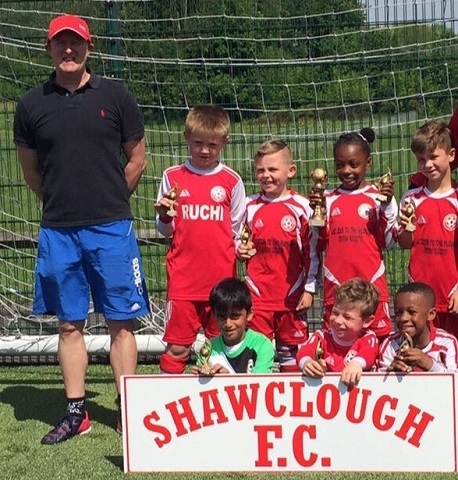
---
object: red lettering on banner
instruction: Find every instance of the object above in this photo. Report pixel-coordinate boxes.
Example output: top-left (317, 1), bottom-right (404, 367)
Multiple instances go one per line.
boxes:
top-left (265, 381), bottom-right (286, 417)
top-left (292, 425), bottom-right (319, 467)
top-left (290, 381), bottom-right (313, 417)
top-left (143, 410), bottom-right (172, 448)
top-left (254, 425), bottom-right (282, 467)
top-left (394, 404), bottom-right (435, 447)
top-left (200, 388), bottom-right (229, 426)
top-left (224, 383), bottom-right (259, 419)
top-left (346, 388), bottom-right (372, 423)
top-left (316, 384), bottom-right (340, 420)
top-left (372, 395), bottom-right (397, 431)
top-left (165, 396), bottom-right (201, 436)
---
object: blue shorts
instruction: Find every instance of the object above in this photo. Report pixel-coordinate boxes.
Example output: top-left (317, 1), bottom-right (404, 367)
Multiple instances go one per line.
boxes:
top-left (33, 220), bottom-right (150, 321)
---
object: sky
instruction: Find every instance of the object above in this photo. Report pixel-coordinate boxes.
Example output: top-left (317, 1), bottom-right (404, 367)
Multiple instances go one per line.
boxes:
top-left (363, 0), bottom-right (457, 33)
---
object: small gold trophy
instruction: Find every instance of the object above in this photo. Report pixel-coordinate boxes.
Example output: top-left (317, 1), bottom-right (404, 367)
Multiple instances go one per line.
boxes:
top-left (399, 332), bottom-right (414, 352)
top-left (198, 338), bottom-right (213, 375)
top-left (309, 167), bottom-right (327, 227)
top-left (241, 222), bottom-right (257, 257)
top-left (166, 184), bottom-right (179, 217)
top-left (375, 168), bottom-right (392, 203)
top-left (314, 339), bottom-right (324, 361)
top-left (403, 198), bottom-right (416, 232)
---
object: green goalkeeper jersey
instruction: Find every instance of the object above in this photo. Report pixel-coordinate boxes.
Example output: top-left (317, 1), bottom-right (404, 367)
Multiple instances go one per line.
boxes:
top-left (203, 329), bottom-right (274, 374)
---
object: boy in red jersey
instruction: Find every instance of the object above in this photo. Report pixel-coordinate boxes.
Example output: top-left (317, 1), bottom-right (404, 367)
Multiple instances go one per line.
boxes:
top-left (398, 120), bottom-right (458, 336)
top-left (237, 139), bottom-right (319, 372)
top-left (155, 104), bottom-right (246, 374)
top-left (297, 278), bottom-right (379, 388)
top-left (310, 128), bottom-right (398, 341)
top-left (378, 282), bottom-right (458, 373)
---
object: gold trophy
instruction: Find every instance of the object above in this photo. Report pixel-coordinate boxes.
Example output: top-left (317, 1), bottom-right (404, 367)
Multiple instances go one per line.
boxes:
top-left (375, 168), bottom-right (392, 203)
top-left (309, 167), bottom-right (327, 227)
top-left (198, 338), bottom-right (213, 375)
top-left (400, 332), bottom-right (414, 352)
top-left (241, 222), bottom-right (257, 257)
top-left (403, 198), bottom-right (416, 232)
top-left (399, 332), bottom-right (414, 373)
top-left (314, 339), bottom-right (324, 361)
top-left (166, 184), bottom-right (179, 217)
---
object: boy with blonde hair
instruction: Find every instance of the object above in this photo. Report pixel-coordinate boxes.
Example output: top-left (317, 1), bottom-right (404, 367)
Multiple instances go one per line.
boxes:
top-left (296, 278), bottom-right (379, 388)
top-left (155, 104), bottom-right (246, 374)
top-left (237, 139), bottom-right (319, 372)
top-left (398, 120), bottom-right (458, 336)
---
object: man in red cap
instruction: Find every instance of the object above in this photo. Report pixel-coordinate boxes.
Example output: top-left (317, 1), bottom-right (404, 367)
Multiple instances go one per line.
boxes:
top-left (14, 14), bottom-right (149, 444)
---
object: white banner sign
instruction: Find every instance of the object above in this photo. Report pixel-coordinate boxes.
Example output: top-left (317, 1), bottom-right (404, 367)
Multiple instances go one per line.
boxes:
top-left (121, 373), bottom-right (457, 473)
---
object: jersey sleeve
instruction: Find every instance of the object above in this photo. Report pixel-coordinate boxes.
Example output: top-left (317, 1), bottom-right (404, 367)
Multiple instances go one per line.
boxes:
top-left (155, 171), bottom-right (175, 237)
top-left (430, 333), bottom-right (458, 373)
top-left (296, 331), bottom-right (324, 371)
top-left (353, 331), bottom-right (379, 370)
top-left (376, 335), bottom-right (398, 372)
top-left (230, 177), bottom-right (247, 242)
top-left (251, 335), bottom-right (275, 373)
top-left (379, 195), bottom-right (398, 248)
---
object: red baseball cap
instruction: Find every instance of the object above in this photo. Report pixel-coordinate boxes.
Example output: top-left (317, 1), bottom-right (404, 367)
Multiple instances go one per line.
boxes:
top-left (47, 14), bottom-right (91, 42)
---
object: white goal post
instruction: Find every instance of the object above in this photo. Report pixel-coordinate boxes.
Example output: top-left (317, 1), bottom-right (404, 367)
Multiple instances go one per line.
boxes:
top-left (1, 0), bottom-right (457, 356)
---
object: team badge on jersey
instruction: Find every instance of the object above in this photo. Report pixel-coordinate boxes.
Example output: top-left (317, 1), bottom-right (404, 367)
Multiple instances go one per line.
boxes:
top-left (210, 186), bottom-right (226, 202)
top-left (281, 215), bottom-right (296, 232)
top-left (357, 203), bottom-right (374, 220)
top-left (443, 213), bottom-right (457, 232)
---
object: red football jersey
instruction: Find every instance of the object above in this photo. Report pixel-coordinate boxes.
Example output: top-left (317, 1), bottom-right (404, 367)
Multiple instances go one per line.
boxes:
top-left (243, 190), bottom-right (320, 310)
top-left (400, 186), bottom-right (458, 312)
top-left (157, 160), bottom-right (246, 301)
top-left (377, 324), bottom-right (458, 372)
top-left (321, 185), bottom-right (397, 306)
top-left (296, 328), bottom-right (379, 372)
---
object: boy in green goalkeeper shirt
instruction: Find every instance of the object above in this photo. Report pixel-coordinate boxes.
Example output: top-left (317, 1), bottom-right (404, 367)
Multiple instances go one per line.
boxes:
top-left (191, 278), bottom-right (274, 374)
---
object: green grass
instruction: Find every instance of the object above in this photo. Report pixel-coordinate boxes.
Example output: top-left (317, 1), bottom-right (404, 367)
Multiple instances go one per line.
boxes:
top-left (0, 363), bottom-right (456, 479)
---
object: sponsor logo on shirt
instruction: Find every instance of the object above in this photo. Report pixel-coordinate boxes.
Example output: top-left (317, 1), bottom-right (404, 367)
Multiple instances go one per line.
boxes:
top-left (182, 204), bottom-right (224, 221)
top-left (179, 189), bottom-right (191, 197)
top-left (210, 186), bottom-right (226, 202)
top-left (255, 219), bottom-right (264, 228)
top-left (330, 207), bottom-right (341, 216)
top-left (417, 215), bottom-right (426, 225)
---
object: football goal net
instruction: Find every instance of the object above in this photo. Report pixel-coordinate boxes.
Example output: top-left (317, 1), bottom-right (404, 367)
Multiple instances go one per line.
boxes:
top-left (0, 0), bottom-right (457, 357)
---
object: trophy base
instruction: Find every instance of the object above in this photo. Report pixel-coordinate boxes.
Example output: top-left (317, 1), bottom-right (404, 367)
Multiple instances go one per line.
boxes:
top-left (200, 365), bottom-right (212, 375)
top-left (167, 210), bottom-right (178, 217)
top-left (309, 218), bottom-right (325, 227)
top-left (376, 194), bottom-right (388, 203)
top-left (405, 224), bottom-right (416, 232)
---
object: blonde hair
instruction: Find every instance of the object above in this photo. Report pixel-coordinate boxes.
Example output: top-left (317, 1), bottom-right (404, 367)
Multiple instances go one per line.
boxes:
top-left (411, 120), bottom-right (453, 157)
top-left (185, 104), bottom-right (230, 137)
top-left (334, 278), bottom-right (380, 319)
top-left (254, 139), bottom-right (293, 163)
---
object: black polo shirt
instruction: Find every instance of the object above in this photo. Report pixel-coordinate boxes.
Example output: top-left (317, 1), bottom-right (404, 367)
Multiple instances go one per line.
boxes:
top-left (14, 72), bottom-right (144, 227)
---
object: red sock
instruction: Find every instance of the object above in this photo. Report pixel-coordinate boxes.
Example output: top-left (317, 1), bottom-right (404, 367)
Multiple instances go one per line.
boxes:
top-left (160, 352), bottom-right (188, 374)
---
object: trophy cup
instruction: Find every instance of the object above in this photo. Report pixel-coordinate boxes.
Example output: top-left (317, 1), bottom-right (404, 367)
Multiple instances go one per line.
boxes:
top-left (198, 338), bottom-right (213, 375)
top-left (166, 184), bottom-right (179, 217)
top-left (241, 222), bottom-right (257, 257)
top-left (375, 168), bottom-right (392, 203)
top-left (400, 332), bottom-right (414, 352)
top-left (399, 332), bottom-right (414, 373)
top-left (403, 198), bottom-right (416, 232)
top-left (309, 167), bottom-right (327, 227)
top-left (314, 339), bottom-right (324, 361)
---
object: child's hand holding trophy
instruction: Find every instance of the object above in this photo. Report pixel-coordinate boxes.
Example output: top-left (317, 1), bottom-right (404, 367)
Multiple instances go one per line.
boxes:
top-left (375, 168), bottom-right (394, 203)
top-left (309, 167), bottom-right (328, 227)
top-left (240, 222), bottom-right (257, 258)
top-left (400, 198), bottom-right (416, 232)
top-left (165, 184), bottom-right (179, 217)
top-left (197, 338), bottom-right (213, 375)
